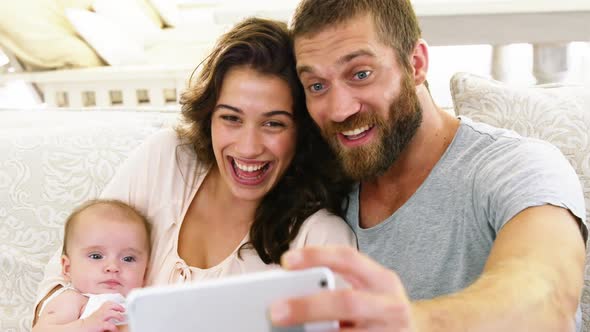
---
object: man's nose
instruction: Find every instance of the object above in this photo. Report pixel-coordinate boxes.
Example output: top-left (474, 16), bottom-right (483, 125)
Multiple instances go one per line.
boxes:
top-left (326, 83), bottom-right (361, 123)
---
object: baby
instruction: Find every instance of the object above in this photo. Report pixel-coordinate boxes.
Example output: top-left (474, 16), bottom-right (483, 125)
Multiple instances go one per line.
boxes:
top-left (34, 199), bottom-right (151, 332)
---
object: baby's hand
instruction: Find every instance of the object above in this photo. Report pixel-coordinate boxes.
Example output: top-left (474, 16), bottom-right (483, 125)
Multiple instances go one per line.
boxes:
top-left (81, 301), bottom-right (125, 332)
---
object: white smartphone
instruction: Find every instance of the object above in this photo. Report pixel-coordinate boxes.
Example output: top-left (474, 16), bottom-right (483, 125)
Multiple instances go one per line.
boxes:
top-left (126, 267), bottom-right (338, 332)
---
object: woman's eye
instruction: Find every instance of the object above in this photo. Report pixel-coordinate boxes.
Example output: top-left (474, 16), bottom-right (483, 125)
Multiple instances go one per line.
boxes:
top-left (353, 70), bottom-right (372, 80)
top-left (309, 83), bottom-right (324, 93)
top-left (122, 256), bottom-right (136, 263)
top-left (221, 115), bottom-right (240, 123)
top-left (264, 121), bottom-right (285, 128)
top-left (89, 253), bottom-right (103, 260)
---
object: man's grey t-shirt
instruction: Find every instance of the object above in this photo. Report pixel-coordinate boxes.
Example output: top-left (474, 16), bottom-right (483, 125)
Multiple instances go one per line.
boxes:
top-left (346, 117), bottom-right (586, 300)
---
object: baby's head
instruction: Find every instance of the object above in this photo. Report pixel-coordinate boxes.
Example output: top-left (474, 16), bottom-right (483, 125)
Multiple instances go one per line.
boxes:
top-left (61, 199), bottom-right (151, 296)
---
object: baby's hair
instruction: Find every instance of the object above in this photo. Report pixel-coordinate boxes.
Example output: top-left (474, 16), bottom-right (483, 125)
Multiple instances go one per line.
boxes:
top-left (62, 199), bottom-right (151, 256)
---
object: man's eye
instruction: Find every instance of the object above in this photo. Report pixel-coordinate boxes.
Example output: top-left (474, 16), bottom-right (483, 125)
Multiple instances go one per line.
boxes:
top-left (89, 253), bottom-right (103, 260)
top-left (122, 256), bottom-right (136, 263)
top-left (309, 83), bottom-right (324, 92)
top-left (354, 70), bottom-right (372, 80)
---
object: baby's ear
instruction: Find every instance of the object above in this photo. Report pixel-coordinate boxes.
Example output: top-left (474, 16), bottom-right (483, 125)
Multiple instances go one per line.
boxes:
top-left (61, 255), bottom-right (72, 280)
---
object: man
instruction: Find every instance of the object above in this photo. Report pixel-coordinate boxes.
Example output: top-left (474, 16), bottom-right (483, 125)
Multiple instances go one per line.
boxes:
top-left (270, 0), bottom-right (587, 330)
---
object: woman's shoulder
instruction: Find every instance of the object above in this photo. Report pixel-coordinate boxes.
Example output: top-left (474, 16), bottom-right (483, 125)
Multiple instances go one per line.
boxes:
top-left (142, 128), bottom-right (183, 152)
top-left (134, 128), bottom-right (198, 168)
top-left (291, 209), bottom-right (357, 248)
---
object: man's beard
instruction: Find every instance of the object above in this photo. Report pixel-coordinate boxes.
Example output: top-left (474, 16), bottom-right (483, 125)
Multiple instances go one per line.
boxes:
top-left (323, 75), bottom-right (423, 181)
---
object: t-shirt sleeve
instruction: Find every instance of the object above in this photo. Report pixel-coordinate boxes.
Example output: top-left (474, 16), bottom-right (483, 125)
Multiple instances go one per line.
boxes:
top-left (476, 138), bottom-right (586, 240)
top-left (291, 209), bottom-right (358, 248)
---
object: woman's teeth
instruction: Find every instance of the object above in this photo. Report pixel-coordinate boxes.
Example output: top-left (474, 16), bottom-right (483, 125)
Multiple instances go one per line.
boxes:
top-left (234, 160), bottom-right (267, 172)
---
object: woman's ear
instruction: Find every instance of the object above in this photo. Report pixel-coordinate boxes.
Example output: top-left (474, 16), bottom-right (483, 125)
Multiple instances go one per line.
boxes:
top-left (410, 39), bottom-right (429, 86)
top-left (61, 255), bottom-right (72, 280)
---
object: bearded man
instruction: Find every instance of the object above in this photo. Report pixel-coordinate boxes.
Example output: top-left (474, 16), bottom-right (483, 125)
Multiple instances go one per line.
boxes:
top-left (271, 0), bottom-right (587, 331)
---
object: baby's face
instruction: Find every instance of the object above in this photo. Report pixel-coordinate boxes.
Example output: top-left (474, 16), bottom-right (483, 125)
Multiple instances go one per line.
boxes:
top-left (62, 208), bottom-right (149, 296)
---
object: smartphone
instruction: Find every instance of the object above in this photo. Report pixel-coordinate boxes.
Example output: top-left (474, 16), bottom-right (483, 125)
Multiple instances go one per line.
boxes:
top-left (126, 267), bottom-right (338, 332)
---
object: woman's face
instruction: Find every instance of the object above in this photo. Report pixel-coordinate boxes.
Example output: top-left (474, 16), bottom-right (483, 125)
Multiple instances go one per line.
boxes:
top-left (211, 66), bottom-right (297, 202)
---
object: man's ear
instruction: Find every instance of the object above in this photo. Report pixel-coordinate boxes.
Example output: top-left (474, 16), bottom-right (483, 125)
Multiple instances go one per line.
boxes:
top-left (61, 255), bottom-right (72, 280)
top-left (410, 39), bottom-right (429, 86)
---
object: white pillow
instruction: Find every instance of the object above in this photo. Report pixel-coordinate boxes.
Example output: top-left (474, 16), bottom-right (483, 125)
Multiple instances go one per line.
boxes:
top-left (148, 0), bottom-right (180, 27)
top-left (0, 0), bottom-right (103, 69)
top-left (92, 0), bottom-right (161, 46)
top-left (65, 8), bottom-right (146, 65)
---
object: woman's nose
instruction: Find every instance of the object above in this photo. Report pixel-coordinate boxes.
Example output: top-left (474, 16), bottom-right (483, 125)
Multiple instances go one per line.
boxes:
top-left (235, 128), bottom-right (264, 157)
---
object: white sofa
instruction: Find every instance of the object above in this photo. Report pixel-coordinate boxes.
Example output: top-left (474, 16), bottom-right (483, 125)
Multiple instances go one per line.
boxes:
top-left (0, 73), bottom-right (589, 332)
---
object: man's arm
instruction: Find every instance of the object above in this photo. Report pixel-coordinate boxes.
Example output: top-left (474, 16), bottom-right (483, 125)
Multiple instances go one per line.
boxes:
top-left (270, 205), bottom-right (585, 331)
top-left (413, 204), bottom-right (585, 331)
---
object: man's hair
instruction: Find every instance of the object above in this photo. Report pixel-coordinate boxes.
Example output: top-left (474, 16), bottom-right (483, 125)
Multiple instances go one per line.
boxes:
top-left (290, 0), bottom-right (422, 70)
top-left (62, 199), bottom-right (151, 256)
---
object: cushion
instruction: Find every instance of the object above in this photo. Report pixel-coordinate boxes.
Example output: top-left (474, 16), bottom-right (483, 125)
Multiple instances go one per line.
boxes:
top-left (0, 0), bottom-right (104, 70)
top-left (148, 0), bottom-right (180, 28)
top-left (91, 0), bottom-right (162, 46)
top-left (57, 0), bottom-right (93, 9)
top-left (450, 72), bottom-right (590, 328)
top-left (0, 109), bottom-right (178, 331)
top-left (65, 9), bottom-right (147, 66)
top-left (138, 0), bottom-right (166, 29)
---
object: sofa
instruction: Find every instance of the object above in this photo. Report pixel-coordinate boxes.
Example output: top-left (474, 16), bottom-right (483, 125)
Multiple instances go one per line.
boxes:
top-left (0, 73), bottom-right (589, 331)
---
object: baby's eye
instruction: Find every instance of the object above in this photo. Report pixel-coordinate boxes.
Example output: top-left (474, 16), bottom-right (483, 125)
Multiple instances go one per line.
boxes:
top-left (122, 256), bottom-right (136, 263)
top-left (88, 253), bottom-right (103, 260)
top-left (353, 70), bottom-right (372, 80)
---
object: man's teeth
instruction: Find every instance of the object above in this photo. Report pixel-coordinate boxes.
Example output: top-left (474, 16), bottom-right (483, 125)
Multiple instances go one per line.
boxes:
top-left (342, 125), bottom-right (371, 136)
top-left (234, 160), bottom-right (267, 172)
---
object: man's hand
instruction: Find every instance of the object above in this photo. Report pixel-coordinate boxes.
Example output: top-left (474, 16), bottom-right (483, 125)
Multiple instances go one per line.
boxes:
top-left (270, 246), bottom-right (416, 331)
top-left (81, 301), bottom-right (126, 332)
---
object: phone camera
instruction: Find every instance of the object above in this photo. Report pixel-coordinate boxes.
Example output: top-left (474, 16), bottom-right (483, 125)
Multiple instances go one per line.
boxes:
top-left (319, 279), bottom-right (328, 288)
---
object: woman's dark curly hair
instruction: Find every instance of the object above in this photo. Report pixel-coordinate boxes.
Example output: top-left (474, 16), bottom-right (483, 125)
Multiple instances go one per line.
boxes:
top-left (177, 17), bottom-right (351, 264)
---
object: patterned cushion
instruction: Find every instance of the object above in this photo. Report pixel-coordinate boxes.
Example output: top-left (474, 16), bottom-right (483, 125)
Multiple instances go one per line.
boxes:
top-left (0, 109), bottom-right (178, 332)
top-left (450, 72), bottom-right (590, 329)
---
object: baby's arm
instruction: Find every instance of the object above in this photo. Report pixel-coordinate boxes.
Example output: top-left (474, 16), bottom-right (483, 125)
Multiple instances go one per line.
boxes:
top-left (33, 290), bottom-right (125, 332)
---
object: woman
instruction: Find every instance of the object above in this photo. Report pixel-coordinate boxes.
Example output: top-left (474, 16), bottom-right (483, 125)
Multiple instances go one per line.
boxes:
top-left (33, 17), bottom-right (355, 320)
